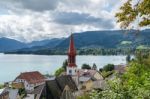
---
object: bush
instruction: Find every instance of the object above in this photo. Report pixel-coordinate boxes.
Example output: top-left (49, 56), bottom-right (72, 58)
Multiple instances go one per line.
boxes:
top-left (103, 64), bottom-right (114, 72)
top-left (55, 68), bottom-right (65, 76)
top-left (77, 93), bottom-right (91, 99)
top-left (90, 55), bottom-right (150, 99)
top-left (0, 84), bottom-right (4, 89)
top-left (92, 63), bottom-right (97, 70)
top-left (81, 64), bottom-right (91, 69)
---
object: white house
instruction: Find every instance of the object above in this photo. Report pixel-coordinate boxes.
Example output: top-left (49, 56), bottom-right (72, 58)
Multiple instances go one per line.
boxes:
top-left (12, 71), bottom-right (45, 91)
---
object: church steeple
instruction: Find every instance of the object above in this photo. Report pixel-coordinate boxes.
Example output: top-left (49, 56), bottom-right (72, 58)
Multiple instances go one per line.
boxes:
top-left (68, 34), bottom-right (76, 67)
top-left (67, 33), bottom-right (77, 76)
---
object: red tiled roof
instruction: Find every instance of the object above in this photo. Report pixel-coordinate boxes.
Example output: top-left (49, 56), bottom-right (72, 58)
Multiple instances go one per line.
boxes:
top-left (15, 71), bottom-right (45, 84)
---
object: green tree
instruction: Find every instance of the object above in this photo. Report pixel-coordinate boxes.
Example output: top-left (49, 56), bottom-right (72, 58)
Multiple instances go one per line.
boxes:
top-left (54, 60), bottom-right (68, 77)
top-left (62, 59), bottom-right (68, 70)
top-left (115, 0), bottom-right (150, 29)
top-left (126, 54), bottom-right (131, 63)
top-left (91, 55), bottom-right (150, 99)
top-left (82, 64), bottom-right (91, 69)
top-left (0, 84), bottom-right (4, 89)
top-left (103, 64), bottom-right (115, 72)
top-left (55, 68), bottom-right (65, 77)
top-left (92, 63), bottom-right (97, 70)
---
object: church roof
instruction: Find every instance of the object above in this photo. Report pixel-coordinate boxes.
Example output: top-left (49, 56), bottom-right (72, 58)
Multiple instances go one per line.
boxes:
top-left (68, 34), bottom-right (76, 55)
top-left (45, 75), bottom-right (78, 99)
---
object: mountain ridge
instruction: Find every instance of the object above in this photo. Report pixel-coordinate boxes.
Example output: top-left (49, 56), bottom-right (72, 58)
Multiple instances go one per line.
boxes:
top-left (1, 29), bottom-right (150, 53)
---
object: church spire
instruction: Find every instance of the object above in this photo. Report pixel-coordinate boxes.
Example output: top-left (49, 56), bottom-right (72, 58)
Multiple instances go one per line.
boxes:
top-left (68, 33), bottom-right (76, 56)
top-left (68, 33), bottom-right (76, 67)
top-left (67, 33), bottom-right (78, 85)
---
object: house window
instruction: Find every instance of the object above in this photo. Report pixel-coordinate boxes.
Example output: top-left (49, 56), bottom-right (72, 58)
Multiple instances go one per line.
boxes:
top-left (69, 70), bottom-right (72, 74)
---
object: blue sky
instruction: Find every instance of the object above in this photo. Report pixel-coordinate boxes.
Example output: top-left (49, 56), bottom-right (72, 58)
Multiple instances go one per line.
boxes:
top-left (0, 0), bottom-right (128, 42)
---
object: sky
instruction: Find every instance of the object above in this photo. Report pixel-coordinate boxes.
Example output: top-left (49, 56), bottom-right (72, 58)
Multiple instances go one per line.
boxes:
top-left (0, 0), bottom-right (128, 42)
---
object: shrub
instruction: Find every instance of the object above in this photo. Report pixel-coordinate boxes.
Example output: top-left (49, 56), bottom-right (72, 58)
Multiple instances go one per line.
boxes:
top-left (103, 64), bottom-right (114, 72)
top-left (81, 64), bottom-right (91, 69)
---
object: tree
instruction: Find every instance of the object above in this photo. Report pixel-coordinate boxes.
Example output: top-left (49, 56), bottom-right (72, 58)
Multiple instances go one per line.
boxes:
top-left (126, 54), bottom-right (131, 63)
top-left (90, 55), bottom-right (150, 99)
top-left (0, 84), bottom-right (4, 89)
top-left (81, 64), bottom-right (91, 69)
top-left (54, 60), bottom-right (68, 77)
top-left (99, 68), bottom-right (103, 72)
top-left (103, 64), bottom-right (115, 72)
top-left (62, 59), bottom-right (68, 70)
top-left (115, 0), bottom-right (150, 29)
top-left (55, 68), bottom-right (65, 77)
top-left (92, 63), bottom-right (97, 70)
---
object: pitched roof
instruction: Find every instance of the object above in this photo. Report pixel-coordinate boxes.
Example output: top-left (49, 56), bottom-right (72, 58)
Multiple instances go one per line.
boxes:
top-left (78, 69), bottom-right (97, 77)
top-left (15, 71), bottom-right (45, 84)
top-left (79, 76), bottom-right (91, 82)
top-left (45, 75), bottom-right (78, 99)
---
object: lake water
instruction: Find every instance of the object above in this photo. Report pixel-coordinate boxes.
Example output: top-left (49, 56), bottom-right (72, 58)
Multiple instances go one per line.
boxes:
top-left (0, 54), bottom-right (126, 84)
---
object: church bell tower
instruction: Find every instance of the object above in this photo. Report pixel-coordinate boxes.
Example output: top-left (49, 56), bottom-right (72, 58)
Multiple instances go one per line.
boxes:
top-left (67, 33), bottom-right (77, 76)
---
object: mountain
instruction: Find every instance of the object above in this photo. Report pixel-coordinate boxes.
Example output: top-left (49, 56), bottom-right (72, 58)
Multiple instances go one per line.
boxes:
top-left (0, 37), bottom-right (27, 52)
top-left (56, 29), bottom-right (150, 49)
top-left (3, 29), bottom-right (150, 54)
top-left (0, 37), bottom-right (65, 52)
top-left (28, 39), bottom-right (52, 47)
top-left (19, 38), bottom-right (65, 52)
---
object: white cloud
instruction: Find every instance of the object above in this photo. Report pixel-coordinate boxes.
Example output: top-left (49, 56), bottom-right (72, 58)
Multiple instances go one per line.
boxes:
top-left (0, 0), bottom-right (128, 42)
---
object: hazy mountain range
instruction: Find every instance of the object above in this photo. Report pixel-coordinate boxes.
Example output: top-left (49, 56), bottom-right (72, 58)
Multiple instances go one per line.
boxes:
top-left (0, 29), bottom-right (150, 53)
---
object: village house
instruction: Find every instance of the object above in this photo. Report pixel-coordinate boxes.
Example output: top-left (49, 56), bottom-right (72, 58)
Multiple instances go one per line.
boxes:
top-left (12, 71), bottom-right (45, 91)
top-left (0, 88), bottom-right (9, 99)
top-left (78, 69), bottom-right (104, 91)
top-left (45, 75), bottom-right (78, 99)
top-left (27, 75), bottom-right (78, 99)
top-left (0, 88), bottom-right (19, 99)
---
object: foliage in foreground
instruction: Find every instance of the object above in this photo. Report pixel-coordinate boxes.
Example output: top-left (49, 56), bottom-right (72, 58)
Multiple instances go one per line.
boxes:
top-left (116, 0), bottom-right (150, 29)
top-left (0, 84), bottom-right (4, 89)
top-left (90, 55), bottom-right (150, 99)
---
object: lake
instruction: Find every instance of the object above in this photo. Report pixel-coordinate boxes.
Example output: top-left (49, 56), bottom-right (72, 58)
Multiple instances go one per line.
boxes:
top-left (0, 54), bottom-right (127, 84)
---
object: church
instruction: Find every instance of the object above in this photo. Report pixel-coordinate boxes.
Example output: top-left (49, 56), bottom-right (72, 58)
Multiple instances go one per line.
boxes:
top-left (66, 33), bottom-right (104, 90)
top-left (66, 33), bottom-right (79, 85)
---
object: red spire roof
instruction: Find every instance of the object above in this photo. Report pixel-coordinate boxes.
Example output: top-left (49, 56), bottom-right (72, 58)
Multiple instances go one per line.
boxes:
top-left (68, 33), bottom-right (76, 67)
top-left (68, 34), bottom-right (76, 55)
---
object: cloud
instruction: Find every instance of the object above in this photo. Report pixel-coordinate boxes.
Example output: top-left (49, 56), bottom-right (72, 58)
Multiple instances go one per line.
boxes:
top-left (0, 0), bottom-right (128, 42)
top-left (0, 0), bottom-right (59, 12)
top-left (52, 12), bottom-right (114, 29)
top-left (20, 0), bottom-right (59, 12)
